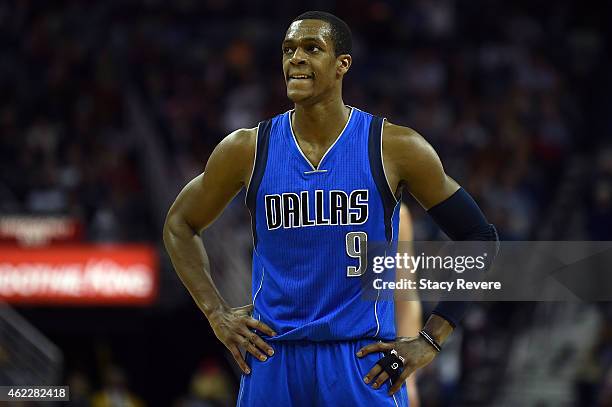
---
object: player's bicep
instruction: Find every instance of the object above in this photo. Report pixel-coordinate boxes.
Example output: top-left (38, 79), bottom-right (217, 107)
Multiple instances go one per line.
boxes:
top-left (167, 129), bottom-right (255, 232)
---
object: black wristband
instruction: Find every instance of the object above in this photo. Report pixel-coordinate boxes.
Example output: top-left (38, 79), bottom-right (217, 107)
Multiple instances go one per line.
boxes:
top-left (419, 330), bottom-right (442, 352)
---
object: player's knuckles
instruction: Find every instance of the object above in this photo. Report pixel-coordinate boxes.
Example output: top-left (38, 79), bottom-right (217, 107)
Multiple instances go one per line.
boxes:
top-left (225, 319), bottom-right (239, 330)
top-left (252, 320), bottom-right (268, 333)
top-left (369, 343), bottom-right (391, 353)
top-left (236, 304), bottom-right (253, 313)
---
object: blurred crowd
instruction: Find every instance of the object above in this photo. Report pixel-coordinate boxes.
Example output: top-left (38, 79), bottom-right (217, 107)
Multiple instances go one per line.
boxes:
top-left (1, 0), bottom-right (608, 240)
top-left (585, 147), bottom-right (612, 241)
top-left (0, 0), bottom-right (150, 241)
top-left (67, 359), bottom-right (235, 407)
top-left (0, 0), bottom-right (610, 405)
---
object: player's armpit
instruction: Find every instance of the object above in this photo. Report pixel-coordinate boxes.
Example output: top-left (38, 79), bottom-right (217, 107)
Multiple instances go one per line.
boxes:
top-left (382, 122), bottom-right (460, 210)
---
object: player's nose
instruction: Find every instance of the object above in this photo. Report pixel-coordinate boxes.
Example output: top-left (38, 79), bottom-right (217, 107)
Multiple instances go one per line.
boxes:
top-left (289, 48), bottom-right (308, 64)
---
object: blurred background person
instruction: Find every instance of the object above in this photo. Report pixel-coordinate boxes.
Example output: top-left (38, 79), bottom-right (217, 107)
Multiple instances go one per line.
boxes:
top-left (91, 366), bottom-right (144, 407)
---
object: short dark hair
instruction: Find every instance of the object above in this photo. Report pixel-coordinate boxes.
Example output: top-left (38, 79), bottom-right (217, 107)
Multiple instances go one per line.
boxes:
top-left (292, 11), bottom-right (352, 56)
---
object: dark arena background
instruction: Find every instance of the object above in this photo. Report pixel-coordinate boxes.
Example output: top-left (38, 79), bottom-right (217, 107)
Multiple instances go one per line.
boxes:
top-left (1, 1), bottom-right (611, 406)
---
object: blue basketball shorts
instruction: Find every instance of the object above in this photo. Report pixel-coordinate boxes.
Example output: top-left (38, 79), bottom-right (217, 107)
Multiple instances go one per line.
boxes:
top-left (237, 339), bottom-right (409, 407)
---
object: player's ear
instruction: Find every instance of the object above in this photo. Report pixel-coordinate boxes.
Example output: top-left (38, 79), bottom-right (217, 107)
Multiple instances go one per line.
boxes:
top-left (336, 54), bottom-right (352, 77)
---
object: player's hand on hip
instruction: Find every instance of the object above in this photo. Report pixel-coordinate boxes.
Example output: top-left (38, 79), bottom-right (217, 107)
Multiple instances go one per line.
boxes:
top-left (356, 336), bottom-right (436, 396)
top-left (208, 304), bottom-right (276, 374)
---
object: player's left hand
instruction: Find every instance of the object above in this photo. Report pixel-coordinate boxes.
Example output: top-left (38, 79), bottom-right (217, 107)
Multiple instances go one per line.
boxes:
top-left (356, 336), bottom-right (437, 396)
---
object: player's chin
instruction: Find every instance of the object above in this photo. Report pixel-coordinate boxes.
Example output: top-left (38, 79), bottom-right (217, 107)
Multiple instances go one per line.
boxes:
top-left (286, 89), bottom-right (314, 103)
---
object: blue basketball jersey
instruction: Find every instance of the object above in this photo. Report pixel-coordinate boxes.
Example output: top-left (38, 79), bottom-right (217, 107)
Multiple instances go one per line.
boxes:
top-left (245, 107), bottom-right (401, 342)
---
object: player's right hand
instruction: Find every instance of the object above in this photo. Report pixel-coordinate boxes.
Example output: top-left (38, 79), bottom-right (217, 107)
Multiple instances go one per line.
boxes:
top-left (208, 304), bottom-right (276, 374)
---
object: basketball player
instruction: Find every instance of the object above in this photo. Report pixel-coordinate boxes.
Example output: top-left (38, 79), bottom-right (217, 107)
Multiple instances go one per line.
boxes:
top-left (163, 11), bottom-right (498, 406)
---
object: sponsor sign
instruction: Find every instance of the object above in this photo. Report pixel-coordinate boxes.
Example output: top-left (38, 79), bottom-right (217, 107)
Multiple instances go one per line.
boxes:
top-left (0, 245), bottom-right (157, 305)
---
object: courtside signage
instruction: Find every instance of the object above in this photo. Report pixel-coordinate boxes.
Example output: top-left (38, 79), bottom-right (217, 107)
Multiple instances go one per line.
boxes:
top-left (0, 245), bottom-right (157, 305)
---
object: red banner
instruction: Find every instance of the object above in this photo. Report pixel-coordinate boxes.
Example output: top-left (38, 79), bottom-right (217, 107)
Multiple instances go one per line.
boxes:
top-left (0, 245), bottom-right (158, 305)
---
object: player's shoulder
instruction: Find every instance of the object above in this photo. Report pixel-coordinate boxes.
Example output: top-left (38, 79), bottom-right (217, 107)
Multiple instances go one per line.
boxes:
top-left (382, 120), bottom-right (431, 157)
top-left (381, 119), bottom-right (443, 184)
top-left (218, 126), bottom-right (258, 157)
top-left (226, 126), bottom-right (258, 143)
top-left (208, 127), bottom-right (258, 186)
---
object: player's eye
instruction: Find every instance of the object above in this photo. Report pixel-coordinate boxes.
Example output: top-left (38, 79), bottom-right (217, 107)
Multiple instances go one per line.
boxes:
top-left (283, 47), bottom-right (294, 55)
top-left (307, 45), bottom-right (320, 53)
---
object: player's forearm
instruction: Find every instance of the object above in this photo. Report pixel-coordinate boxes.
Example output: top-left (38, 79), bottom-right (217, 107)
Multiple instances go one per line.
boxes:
top-left (426, 187), bottom-right (498, 328)
top-left (163, 216), bottom-right (228, 318)
top-left (422, 314), bottom-right (453, 345)
top-left (395, 299), bottom-right (422, 338)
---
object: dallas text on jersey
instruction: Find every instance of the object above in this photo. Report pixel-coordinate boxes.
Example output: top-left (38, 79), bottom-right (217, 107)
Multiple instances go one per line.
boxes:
top-left (264, 189), bottom-right (369, 229)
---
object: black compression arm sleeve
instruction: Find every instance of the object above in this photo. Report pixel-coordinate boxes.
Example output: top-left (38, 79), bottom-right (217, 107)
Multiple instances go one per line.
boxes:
top-left (426, 188), bottom-right (499, 328)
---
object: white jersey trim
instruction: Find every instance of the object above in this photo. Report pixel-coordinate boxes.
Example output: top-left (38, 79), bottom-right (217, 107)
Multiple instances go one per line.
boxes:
top-left (253, 266), bottom-right (265, 311)
top-left (289, 107), bottom-right (354, 171)
top-left (374, 286), bottom-right (381, 337)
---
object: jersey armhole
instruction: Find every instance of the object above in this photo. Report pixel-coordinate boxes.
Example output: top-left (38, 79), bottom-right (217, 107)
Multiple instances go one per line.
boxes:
top-left (244, 123), bottom-right (260, 195)
top-left (379, 118), bottom-right (400, 200)
top-left (245, 119), bottom-right (273, 248)
top-left (368, 116), bottom-right (400, 242)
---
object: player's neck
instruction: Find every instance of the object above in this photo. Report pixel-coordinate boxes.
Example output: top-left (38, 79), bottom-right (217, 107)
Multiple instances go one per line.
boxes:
top-left (292, 98), bottom-right (350, 144)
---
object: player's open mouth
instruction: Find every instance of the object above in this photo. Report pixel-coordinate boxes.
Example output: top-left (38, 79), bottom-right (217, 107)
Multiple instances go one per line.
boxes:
top-left (288, 74), bottom-right (314, 81)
